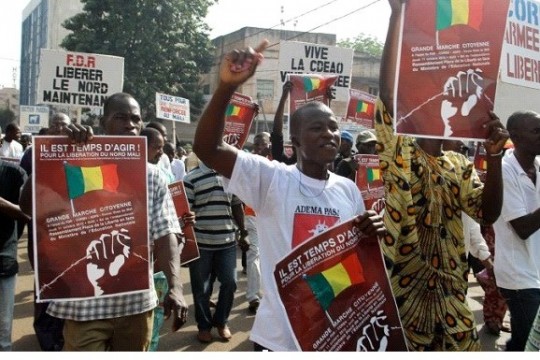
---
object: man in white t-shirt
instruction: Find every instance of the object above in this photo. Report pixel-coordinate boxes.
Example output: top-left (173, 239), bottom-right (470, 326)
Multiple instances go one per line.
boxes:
top-left (163, 142), bottom-right (186, 181)
top-left (493, 110), bottom-right (540, 351)
top-left (0, 123), bottom-right (23, 159)
top-left (192, 41), bottom-right (385, 351)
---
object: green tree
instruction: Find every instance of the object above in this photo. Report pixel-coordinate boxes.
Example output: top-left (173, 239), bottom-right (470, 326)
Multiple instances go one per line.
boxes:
top-left (0, 108), bottom-right (16, 132)
top-left (338, 33), bottom-right (383, 58)
top-left (61, 0), bottom-right (216, 120)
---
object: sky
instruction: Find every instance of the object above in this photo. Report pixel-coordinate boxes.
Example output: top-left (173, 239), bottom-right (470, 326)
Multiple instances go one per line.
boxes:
top-left (0, 0), bottom-right (390, 90)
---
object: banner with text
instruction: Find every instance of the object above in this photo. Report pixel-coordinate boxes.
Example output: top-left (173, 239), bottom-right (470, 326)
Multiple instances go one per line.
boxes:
top-left (19, 105), bottom-right (49, 134)
top-left (33, 136), bottom-right (149, 301)
top-left (168, 181), bottom-right (199, 265)
top-left (274, 218), bottom-right (407, 351)
top-left (155, 93), bottom-right (190, 123)
top-left (223, 92), bottom-right (258, 149)
top-left (289, 74), bottom-right (337, 114)
top-left (396, 0), bottom-right (510, 140)
top-left (278, 41), bottom-right (353, 102)
top-left (37, 49), bottom-right (124, 109)
top-left (501, 0), bottom-right (540, 89)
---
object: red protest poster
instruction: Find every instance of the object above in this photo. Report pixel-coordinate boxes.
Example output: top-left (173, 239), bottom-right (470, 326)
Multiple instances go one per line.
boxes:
top-left (223, 92), bottom-right (258, 149)
top-left (168, 181), bottom-right (199, 265)
top-left (274, 218), bottom-right (407, 351)
top-left (473, 142), bottom-right (488, 181)
top-left (289, 73), bottom-right (337, 114)
top-left (344, 89), bottom-right (377, 130)
top-left (354, 154), bottom-right (385, 213)
top-left (33, 136), bottom-right (150, 301)
top-left (396, 0), bottom-right (510, 140)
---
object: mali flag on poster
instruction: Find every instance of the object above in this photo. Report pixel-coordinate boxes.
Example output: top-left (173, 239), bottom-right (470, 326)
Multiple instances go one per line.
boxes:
top-left (356, 100), bottom-right (374, 116)
top-left (436, 0), bottom-right (484, 31)
top-left (367, 168), bottom-right (381, 183)
top-left (303, 76), bottom-right (322, 92)
top-left (64, 163), bottom-right (119, 199)
top-left (226, 104), bottom-right (244, 118)
top-left (304, 253), bottom-right (365, 311)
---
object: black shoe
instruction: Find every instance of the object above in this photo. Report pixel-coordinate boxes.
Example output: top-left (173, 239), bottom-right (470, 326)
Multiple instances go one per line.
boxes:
top-left (248, 299), bottom-right (260, 314)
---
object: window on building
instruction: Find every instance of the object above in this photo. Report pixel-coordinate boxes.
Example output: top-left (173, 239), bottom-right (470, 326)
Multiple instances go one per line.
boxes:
top-left (368, 87), bottom-right (379, 96)
top-left (256, 79), bottom-right (274, 100)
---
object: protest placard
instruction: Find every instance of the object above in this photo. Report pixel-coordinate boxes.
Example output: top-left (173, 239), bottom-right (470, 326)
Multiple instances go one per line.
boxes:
top-left (155, 92), bottom-right (190, 124)
top-left (395, 0), bottom-right (510, 140)
top-left (288, 73), bottom-right (337, 114)
top-left (278, 41), bottom-right (353, 102)
top-left (354, 154), bottom-right (385, 214)
top-left (274, 217), bottom-right (407, 351)
top-left (223, 92), bottom-right (258, 149)
top-left (168, 181), bottom-right (199, 265)
top-left (37, 49), bottom-right (124, 109)
top-left (344, 89), bottom-right (376, 131)
top-left (33, 136), bottom-right (149, 301)
top-left (19, 105), bottom-right (49, 134)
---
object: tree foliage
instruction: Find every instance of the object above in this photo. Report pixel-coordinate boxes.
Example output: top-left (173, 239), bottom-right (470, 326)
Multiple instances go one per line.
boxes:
top-left (61, 0), bottom-right (216, 120)
top-left (338, 33), bottom-right (384, 58)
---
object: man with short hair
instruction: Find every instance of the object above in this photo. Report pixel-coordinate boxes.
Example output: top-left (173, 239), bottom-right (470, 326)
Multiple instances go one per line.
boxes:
top-left (493, 110), bottom-right (540, 351)
top-left (163, 142), bottom-right (186, 182)
top-left (191, 40), bottom-right (385, 351)
top-left (0, 123), bottom-right (23, 159)
top-left (335, 130), bottom-right (378, 181)
top-left (146, 122), bottom-right (174, 183)
top-left (140, 127), bottom-right (165, 165)
top-left (20, 93), bottom-right (188, 351)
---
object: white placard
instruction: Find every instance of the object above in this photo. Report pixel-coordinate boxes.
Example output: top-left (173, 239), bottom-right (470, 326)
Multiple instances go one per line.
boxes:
top-left (278, 41), bottom-right (353, 101)
top-left (37, 49), bottom-right (124, 109)
top-left (155, 93), bottom-right (190, 123)
top-left (19, 105), bottom-right (49, 134)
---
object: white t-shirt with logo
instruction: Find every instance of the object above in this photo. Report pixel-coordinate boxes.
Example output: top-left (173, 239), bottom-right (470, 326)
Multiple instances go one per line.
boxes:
top-left (224, 150), bottom-right (365, 351)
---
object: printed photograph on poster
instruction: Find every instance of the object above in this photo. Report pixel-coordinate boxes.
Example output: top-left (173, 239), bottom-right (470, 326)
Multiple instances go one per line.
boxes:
top-left (354, 154), bottom-right (385, 214)
top-left (395, 0), bottom-right (510, 140)
top-left (223, 92), bottom-right (258, 149)
top-left (168, 181), bottom-right (200, 265)
top-left (33, 136), bottom-right (150, 301)
top-left (274, 218), bottom-right (407, 351)
top-left (288, 73), bottom-right (337, 114)
top-left (344, 89), bottom-right (377, 131)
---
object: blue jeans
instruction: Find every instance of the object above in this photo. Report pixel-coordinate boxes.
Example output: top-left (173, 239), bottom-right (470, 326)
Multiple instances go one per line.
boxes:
top-left (189, 245), bottom-right (237, 330)
top-left (0, 275), bottom-right (16, 351)
top-left (499, 287), bottom-right (540, 351)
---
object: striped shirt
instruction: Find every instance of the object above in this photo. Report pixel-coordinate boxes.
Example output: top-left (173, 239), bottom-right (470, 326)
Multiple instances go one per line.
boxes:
top-left (183, 163), bottom-right (240, 249)
top-left (47, 164), bottom-right (181, 321)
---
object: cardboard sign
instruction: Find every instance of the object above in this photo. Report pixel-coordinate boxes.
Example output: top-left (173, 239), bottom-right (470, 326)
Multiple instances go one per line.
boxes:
top-left (395, 0), bottom-right (510, 140)
top-left (155, 92), bottom-right (190, 124)
top-left (33, 136), bottom-right (149, 301)
top-left (274, 218), bottom-right (407, 351)
top-left (168, 181), bottom-right (199, 265)
top-left (223, 92), bottom-right (258, 149)
top-left (37, 49), bottom-right (124, 109)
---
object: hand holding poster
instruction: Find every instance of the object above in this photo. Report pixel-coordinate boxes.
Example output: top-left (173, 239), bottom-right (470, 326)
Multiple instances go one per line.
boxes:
top-left (396, 0), bottom-right (510, 140)
top-left (289, 73), bottom-right (337, 114)
top-left (354, 154), bottom-right (385, 213)
top-left (168, 181), bottom-right (200, 265)
top-left (33, 136), bottom-right (149, 301)
top-left (223, 93), bottom-right (258, 149)
top-left (345, 89), bottom-right (376, 131)
top-left (274, 218), bottom-right (406, 351)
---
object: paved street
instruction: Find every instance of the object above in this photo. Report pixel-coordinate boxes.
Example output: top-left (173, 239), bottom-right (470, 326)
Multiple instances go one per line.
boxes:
top-left (12, 235), bottom-right (510, 352)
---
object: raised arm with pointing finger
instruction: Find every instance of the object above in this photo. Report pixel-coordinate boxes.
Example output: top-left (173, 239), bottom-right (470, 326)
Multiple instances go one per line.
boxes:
top-left (194, 41), bottom-right (385, 351)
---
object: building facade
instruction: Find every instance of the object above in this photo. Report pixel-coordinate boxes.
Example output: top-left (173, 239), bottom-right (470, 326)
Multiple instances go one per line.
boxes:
top-left (20, 0), bottom-right (83, 106)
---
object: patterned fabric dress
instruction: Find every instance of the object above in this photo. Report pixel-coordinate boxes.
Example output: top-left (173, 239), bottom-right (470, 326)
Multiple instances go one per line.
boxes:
top-left (375, 100), bottom-right (484, 351)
